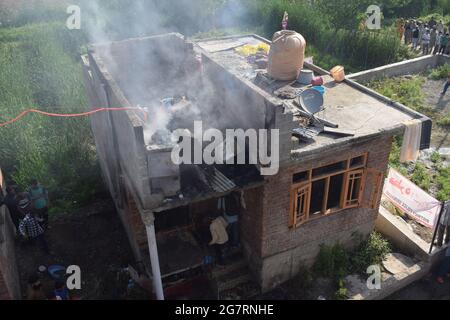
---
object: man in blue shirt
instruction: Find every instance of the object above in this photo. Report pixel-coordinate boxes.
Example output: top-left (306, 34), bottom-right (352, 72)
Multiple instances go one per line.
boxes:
top-left (29, 179), bottom-right (49, 229)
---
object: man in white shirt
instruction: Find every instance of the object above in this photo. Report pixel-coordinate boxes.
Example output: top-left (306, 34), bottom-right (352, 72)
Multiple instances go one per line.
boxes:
top-left (422, 29), bottom-right (431, 55)
top-left (209, 215), bottom-right (229, 265)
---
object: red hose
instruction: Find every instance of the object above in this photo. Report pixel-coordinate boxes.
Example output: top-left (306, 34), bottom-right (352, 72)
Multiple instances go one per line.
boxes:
top-left (0, 107), bottom-right (148, 128)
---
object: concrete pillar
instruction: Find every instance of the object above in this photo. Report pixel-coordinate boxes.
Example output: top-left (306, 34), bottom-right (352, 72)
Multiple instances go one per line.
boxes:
top-left (144, 212), bottom-right (164, 300)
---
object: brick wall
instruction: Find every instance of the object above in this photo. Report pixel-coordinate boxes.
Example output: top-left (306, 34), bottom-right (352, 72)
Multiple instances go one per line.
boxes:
top-left (0, 206), bottom-right (21, 300)
top-left (256, 135), bottom-right (394, 291)
top-left (240, 186), bottom-right (264, 279)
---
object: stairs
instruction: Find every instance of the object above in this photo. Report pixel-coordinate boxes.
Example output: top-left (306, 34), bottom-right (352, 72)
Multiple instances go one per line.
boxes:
top-left (209, 253), bottom-right (260, 300)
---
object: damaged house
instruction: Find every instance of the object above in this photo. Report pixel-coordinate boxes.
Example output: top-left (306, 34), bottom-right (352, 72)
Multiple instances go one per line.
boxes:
top-left (81, 33), bottom-right (432, 299)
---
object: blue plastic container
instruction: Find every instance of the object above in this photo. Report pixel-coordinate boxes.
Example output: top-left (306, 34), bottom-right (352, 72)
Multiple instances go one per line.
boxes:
top-left (312, 86), bottom-right (325, 95)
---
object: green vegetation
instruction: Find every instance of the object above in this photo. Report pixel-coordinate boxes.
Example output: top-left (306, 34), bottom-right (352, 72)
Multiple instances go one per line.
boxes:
top-left (313, 232), bottom-right (392, 299)
top-left (430, 63), bottom-right (450, 80)
top-left (256, 0), bottom-right (415, 71)
top-left (368, 69), bottom-right (449, 201)
top-left (0, 22), bottom-right (101, 213)
top-left (314, 243), bottom-right (349, 280)
top-left (368, 75), bottom-right (434, 117)
top-left (436, 165), bottom-right (450, 201)
top-left (411, 162), bottom-right (432, 191)
top-left (350, 232), bottom-right (392, 274)
top-left (1, 0), bottom-right (449, 215)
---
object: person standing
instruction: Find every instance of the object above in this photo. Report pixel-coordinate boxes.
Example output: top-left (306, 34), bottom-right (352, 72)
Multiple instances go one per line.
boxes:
top-left (222, 194), bottom-right (241, 248)
top-left (437, 197), bottom-right (450, 247)
top-left (435, 31), bottom-right (443, 54)
top-left (412, 24), bottom-right (420, 50)
top-left (436, 245), bottom-right (450, 284)
top-left (430, 28), bottom-right (437, 54)
top-left (404, 20), bottom-right (412, 45)
top-left (29, 179), bottom-right (49, 229)
top-left (18, 204), bottom-right (50, 254)
top-left (1, 186), bottom-right (22, 230)
top-left (209, 215), bottom-right (229, 265)
top-left (439, 33), bottom-right (449, 55)
top-left (437, 20), bottom-right (445, 34)
top-left (422, 29), bottom-right (431, 55)
top-left (418, 23), bottom-right (425, 49)
top-left (441, 73), bottom-right (450, 96)
top-left (397, 20), bottom-right (405, 41)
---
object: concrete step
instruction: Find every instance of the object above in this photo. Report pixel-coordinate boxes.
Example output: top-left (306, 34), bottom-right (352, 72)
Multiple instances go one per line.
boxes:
top-left (217, 273), bottom-right (253, 293)
top-left (212, 259), bottom-right (248, 279)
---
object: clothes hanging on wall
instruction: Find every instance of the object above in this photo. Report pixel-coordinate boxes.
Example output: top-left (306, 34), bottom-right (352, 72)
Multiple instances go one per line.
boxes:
top-left (400, 119), bottom-right (422, 163)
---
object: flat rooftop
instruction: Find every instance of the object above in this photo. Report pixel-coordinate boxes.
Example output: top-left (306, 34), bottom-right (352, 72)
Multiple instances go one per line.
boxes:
top-left (196, 35), bottom-right (426, 158)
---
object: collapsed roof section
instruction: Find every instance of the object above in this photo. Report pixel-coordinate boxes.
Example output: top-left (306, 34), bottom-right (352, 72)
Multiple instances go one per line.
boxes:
top-left (84, 33), bottom-right (431, 211)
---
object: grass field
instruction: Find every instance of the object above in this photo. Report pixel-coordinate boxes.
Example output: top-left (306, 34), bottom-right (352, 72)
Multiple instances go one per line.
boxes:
top-left (0, 22), bottom-right (101, 213)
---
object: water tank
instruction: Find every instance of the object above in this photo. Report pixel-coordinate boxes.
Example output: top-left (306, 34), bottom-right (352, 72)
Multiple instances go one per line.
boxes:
top-left (268, 30), bottom-right (306, 81)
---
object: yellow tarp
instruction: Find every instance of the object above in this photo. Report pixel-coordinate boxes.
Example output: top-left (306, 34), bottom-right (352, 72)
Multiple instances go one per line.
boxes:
top-left (235, 43), bottom-right (270, 57)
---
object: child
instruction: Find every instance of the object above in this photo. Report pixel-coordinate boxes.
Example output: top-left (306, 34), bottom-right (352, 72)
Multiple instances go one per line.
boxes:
top-left (441, 73), bottom-right (450, 95)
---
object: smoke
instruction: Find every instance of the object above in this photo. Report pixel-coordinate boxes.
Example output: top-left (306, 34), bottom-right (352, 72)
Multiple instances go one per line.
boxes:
top-left (79, 0), bottom-right (253, 145)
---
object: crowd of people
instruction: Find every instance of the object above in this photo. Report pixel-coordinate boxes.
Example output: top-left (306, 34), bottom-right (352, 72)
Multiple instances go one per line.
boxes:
top-left (1, 179), bottom-right (50, 254)
top-left (0, 179), bottom-right (74, 299)
top-left (399, 18), bottom-right (450, 55)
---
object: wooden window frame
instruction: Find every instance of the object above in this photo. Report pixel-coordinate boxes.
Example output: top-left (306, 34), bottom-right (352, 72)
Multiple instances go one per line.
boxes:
top-left (289, 184), bottom-right (311, 227)
top-left (342, 169), bottom-right (366, 209)
top-left (290, 153), bottom-right (369, 228)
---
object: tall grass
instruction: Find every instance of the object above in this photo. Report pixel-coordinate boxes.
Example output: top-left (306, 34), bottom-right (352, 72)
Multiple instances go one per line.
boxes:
top-left (254, 0), bottom-right (415, 71)
top-left (0, 22), bottom-right (101, 213)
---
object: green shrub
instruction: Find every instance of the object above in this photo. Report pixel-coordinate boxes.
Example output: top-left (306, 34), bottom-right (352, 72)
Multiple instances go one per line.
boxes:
top-left (334, 279), bottom-right (348, 300)
top-left (368, 75), bottom-right (434, 117)
top-left (314, 243), bottom-right (349, 279)
top-left (436, 165), bottom-right (450, 201)
top-left (430, 63), bottom-right (450, 80)
top-left (430, 152), bottom-right (443, 164)
top-left (351, 232), bottom-right (392, 274)
top-left (411, 162), bottom-right (432, 192)
top-left (438, 112), bottom-right (450, 128)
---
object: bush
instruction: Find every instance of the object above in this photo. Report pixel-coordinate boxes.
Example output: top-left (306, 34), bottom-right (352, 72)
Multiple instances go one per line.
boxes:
top-left (411, 162), bottom-right (432, 192)
top-left (351, 232), bottom-right (392, 274)
top-left (436, 165), bottom-right (450, 201)
top-left (368, 75), bottom-right (434, 117)
top-left (314, 243), bottom-right (349, 279)
top-left (334, 279), bottom-right (348, 300)
top-left (430, 63), bottom-right (450, 80)
top-left (438, 112), bottom-right (450, 128)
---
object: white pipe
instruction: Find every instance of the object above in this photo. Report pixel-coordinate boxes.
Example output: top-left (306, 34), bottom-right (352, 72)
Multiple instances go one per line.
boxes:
top-left (146, 223), bottom-right (164, 300)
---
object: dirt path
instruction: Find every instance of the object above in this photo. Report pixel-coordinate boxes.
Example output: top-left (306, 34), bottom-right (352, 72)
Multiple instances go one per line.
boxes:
top-left (422, 78), bottom-right (450, 149)
top-left (388, 273), bottom-right (450, 300)
top-left (16, 197), bottom-right (150, 300)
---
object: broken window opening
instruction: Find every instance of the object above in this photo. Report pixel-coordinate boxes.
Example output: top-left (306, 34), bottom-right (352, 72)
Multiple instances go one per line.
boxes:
top-left (327, 174), bottom-right (344, 210)
top-left (155, 206), bottom-right (192, 233)
top-left (310, 179), bottom-right (326, 216)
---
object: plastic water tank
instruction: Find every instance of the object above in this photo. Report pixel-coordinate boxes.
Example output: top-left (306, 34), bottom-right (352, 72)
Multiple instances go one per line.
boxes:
top-left (268, 30), bottom-right (306, 81)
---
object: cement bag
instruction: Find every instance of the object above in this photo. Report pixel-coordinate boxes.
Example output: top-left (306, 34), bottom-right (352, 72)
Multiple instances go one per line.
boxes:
top-left (268, 30), bottom-right (306, 81)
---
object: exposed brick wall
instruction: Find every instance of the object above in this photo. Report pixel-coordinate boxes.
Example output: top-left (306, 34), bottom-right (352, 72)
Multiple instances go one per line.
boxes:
top-left (240, 187), bottom-right (264, 281)
top-left (0, 206), bottom-right (21, 300)
top-left (257, 135), bottom-right (394, 291)
top-left (123, 189), bottom-right (148, 255)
